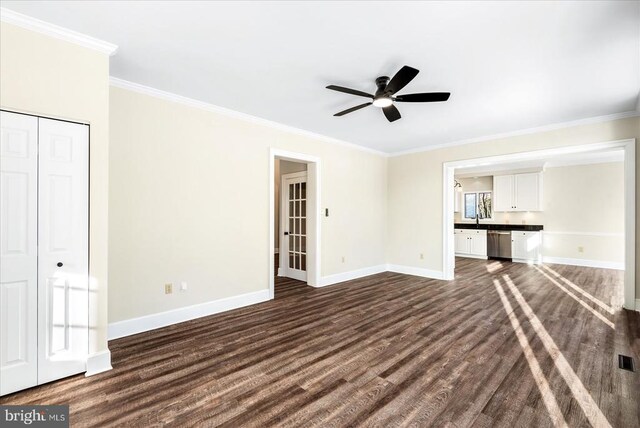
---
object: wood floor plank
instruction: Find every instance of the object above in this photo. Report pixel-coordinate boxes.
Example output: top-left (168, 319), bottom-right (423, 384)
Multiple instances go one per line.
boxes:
top-left (1, 257), bottom-right (638, 427)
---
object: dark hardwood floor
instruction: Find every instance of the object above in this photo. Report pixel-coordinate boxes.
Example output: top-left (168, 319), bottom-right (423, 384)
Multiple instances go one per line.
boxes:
top-left (2, 258), bottom-right (639, 427)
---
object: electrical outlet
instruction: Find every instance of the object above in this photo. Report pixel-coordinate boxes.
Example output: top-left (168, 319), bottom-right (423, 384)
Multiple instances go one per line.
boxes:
top-left (165, 283), bottom-right (173, 294)
top-left (341, 256), bottom-right (345, 263)
top-left (420, 253), bottom-right (424, 260)
top-left (180, 281), bottom-right (187, 292)
top-left (578, 246), bottom-right (584, 253)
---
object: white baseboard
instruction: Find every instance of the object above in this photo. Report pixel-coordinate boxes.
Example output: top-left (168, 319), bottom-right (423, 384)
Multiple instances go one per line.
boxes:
top-left (86, 349), bottom-right (112, 376)
top-left (386, 264), bottom-right (445, 280)
top-left (635, 299), bottom-right (640, 312)
top-left (512, 258), bottom-right (542, 265)
top-left (542, 256), bottom-right (624, 270)
top-left (108, 289), bottom-right (270, 340)
top-left (454, 254), bottom-right (488, 260)
top-left (317, 264), bottom-right (387, 287)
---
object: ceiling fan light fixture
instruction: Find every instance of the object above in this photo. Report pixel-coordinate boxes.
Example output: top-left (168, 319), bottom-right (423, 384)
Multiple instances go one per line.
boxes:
top-left (373, 97), bottom-right (393, 108)
top-left (326, 65), bottom-right (451, 122)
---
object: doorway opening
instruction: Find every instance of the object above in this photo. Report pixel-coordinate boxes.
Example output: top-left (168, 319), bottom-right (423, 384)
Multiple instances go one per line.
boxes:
top-left (269, 149), bottom-right (321, 299)
top-left (442, 139), bottom-right (635, 310)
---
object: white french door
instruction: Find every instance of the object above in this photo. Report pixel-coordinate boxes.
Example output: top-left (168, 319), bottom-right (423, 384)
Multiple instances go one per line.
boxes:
top-left (0, 111), bottom-right (89, 396)
top-left (281, 172), bottom-right (307, 281)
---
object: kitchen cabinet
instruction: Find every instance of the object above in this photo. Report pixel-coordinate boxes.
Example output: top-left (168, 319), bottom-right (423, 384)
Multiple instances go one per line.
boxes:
top-left (511, 231), bottom-right (542, 263)
top-left (493, 172), bottom-right (542, 212)
top-left (454, 229), bottom-right (487, 259)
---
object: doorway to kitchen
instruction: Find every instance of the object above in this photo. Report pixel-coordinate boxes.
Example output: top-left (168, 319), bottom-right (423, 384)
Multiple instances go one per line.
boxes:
top-left (442, 139), bottom-right (635, 310)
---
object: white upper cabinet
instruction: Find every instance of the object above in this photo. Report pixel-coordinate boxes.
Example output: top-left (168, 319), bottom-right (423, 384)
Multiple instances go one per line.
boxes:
top-left (493, 175), bottom-right (514, 211)
top-left (493, 172), bottom-right (542, 212)
top-left (514, 173), bottom-right (541, 211)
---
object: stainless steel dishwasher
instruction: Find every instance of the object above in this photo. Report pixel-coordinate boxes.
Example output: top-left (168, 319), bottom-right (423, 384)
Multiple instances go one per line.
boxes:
top-left (488, 230), bottom-right (512, 260)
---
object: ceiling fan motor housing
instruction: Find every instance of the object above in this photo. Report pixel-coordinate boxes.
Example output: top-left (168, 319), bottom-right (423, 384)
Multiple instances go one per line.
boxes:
top-left (375, 76), bottom-right (391, 97)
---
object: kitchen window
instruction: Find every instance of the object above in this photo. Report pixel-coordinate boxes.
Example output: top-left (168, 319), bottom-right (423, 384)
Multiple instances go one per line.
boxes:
top-left (464, 191), bottom-right (493, 220)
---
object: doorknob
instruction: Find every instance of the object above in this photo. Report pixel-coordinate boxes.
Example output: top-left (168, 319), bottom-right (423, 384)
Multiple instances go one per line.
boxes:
top-left (57, 262), bottom-right (63, 267)
top-left (284, 232), bottom-right (289, 235)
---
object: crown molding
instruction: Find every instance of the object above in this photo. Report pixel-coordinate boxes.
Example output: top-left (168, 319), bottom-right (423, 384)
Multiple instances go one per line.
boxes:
top-left (390, 110), bottom-right (640, 157)
top-left (109, 77), bottom-right (387, 157)
top-left (0, 7), bottom-right (118, 56)
top-left (110, 76), bottom-right (638, 158)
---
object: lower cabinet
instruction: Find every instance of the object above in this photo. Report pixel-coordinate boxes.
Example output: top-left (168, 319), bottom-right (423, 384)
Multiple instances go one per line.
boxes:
top-left (454, 229), bottom-right (487, 259)
top-left (511, 231), bottom-right (542, 263)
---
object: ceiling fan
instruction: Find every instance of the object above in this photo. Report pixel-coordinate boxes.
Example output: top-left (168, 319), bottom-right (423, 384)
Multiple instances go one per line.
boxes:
top-left (326, 65), bottom-right (450, 122)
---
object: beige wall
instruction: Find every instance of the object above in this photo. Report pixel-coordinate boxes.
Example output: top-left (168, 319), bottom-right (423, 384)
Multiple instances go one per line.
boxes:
top-left (109, 86), bottom-right (387, 323)
top-left (454, 163), bottom-right (624, 263)
top-left (388, 116), bottom-right (639, 294)
top-left (274, 159), bottom-right (307, 249)
top-left (3, 20), bottom-right (634, 332)
top-left (0, 23), bottom-right (111, 355)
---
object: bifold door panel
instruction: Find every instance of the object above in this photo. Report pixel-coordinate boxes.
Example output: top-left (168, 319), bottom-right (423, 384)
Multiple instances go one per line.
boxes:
top-left (0, 111), bottom-right (89, 396)
top-left (37, 118), bottom-right (89, 384)
top-left (0, 113), bottom-right (39, 395)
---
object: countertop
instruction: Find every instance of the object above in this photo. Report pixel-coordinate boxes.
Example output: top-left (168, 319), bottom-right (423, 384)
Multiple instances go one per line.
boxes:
top-left (454, 223), bottom-right (544, 231)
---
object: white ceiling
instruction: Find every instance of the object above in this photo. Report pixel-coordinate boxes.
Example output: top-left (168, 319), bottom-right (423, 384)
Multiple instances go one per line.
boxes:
top-left (3, 1), bottom-right (639, 153)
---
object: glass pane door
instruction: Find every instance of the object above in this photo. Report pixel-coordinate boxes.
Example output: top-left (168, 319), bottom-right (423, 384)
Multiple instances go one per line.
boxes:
top-left (284, 175), bottom-right (307, 281)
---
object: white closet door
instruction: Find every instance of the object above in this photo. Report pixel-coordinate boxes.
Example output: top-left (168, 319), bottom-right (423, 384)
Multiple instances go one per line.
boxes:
top-left (37, 118), bottom-right (89, 384)
top-left (0, 112), bottom-right (39, 395)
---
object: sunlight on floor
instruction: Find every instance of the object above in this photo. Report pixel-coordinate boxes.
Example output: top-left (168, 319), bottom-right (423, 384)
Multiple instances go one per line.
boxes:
top-left (533, 266), bottom-right (614, 329)
top-left (492, 278), bottom-right (568, 428)
top-left (486, 261), bottom-right (504, 273)
top-left (501, 275), bottom-right (613, 428)
top-left (541, 265), bottom-right (615, 314)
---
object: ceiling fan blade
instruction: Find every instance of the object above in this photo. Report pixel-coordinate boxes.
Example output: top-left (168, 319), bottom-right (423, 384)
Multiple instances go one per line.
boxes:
top-left (385, 66), bottom-right (419, 94)
top-left (326, 85), bottom-right (374, 99)
top-left (334, 102), bottom-right (372, 116)
top-left (395, 92), bottom-right (451, 102)
top-left (382, 104), bottom-right (401, 122)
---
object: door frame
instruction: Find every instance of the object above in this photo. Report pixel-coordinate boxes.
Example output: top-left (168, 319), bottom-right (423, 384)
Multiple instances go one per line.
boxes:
top-left (279, 171), bottom-right (308, 280)
top-left (269, 149), bottom-right (321, 298)
top-left (442, 138), bottom-right (636, 310)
